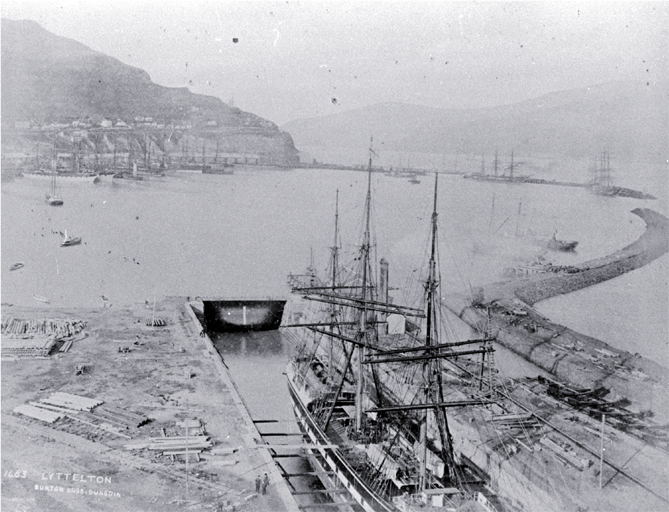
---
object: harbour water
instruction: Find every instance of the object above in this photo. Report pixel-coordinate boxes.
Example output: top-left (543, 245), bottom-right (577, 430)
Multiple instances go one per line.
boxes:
top-left (2, 166), bottom-right (665, 362)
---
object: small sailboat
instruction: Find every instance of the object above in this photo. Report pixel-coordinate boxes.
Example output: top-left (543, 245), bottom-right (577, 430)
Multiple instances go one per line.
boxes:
top-left (32, 294), bottom-right (50, 304)
top-left (61, 230), bottom-right (82, 247)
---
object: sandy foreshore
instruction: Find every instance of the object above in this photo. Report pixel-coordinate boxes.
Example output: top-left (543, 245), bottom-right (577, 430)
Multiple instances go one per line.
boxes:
top-left (1, 298), bottom-right (296, 512)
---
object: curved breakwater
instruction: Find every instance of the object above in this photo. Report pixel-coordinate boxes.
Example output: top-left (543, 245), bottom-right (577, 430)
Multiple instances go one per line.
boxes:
top-left (513, 208), bottom-right (669, 306)
top-left (443, 208), bottom-right (669, 419)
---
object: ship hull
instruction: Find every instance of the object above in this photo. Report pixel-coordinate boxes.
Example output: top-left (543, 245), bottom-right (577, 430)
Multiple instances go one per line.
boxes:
top-left (203, 299), bottom-right (286, 332)
top-left (546, 239), bottom-right (578, 252)
top-left (25, 171), bottom-right (99, 184)
top-left (286, 374), bottom-right (395, 512)
top-left (202, 165), bottom-right (234, 175)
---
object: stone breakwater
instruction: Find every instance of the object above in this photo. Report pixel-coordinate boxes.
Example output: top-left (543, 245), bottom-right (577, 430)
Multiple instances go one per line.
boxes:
top-left (514, 208), bottom-right (668, 306)
top-left (443, 208), bottom-right (668, 420)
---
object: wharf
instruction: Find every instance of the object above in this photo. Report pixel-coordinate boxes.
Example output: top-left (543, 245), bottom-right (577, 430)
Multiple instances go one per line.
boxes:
top-left (1, 297), bottom-right (299, 512)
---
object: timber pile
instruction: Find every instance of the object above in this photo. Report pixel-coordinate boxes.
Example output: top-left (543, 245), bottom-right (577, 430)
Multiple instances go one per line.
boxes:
top-left (492, 413), bottom-right (541, 430)
top-left (540, 437), bottom-right (592, 471)
top-left (1, 317), bottom-right (86, 337)
top-left (1, 318), bottom-right (86, 357)
top-left (124, 435), bottom-right (213, 455)
top-left (145, 317), bottom-right (167, 327)
top-left (13, 404), bottom-right (61, 423)
top-left (2, 336), bottom-right (57, 357)
top-left (39, 392), bottom-right (103, 411)
top-left (13, 392), bottom-right (100, 422)
top-left (90, 404), bottom-right (150, 428)
top-left (13, 393), bottom-right (152, 439)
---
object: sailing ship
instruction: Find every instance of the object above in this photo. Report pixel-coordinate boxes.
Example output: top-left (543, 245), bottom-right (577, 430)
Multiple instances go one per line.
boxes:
top-left (45, 177), bottom-right (64, 205)
top-left (23, 170), bottom-right (100, 183)
top-left (285, 143), bottom-right (501, 512)
top-left (545, 231), bottom-right (578, 252)
top-left (45, 152), bottom-right (64, 206)
top-left (508, 199), bottom-right (578, 253)
top-left (588, 151), bottom-right (616, 196)
top-left (25, 142), bottom-right (100, 183)
top-left (464, 151), bottom-right (529, 183)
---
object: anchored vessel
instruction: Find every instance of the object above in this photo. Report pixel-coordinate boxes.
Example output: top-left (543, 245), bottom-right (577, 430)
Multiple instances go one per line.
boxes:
top-left (45, 160), bottom-right (64, 206)
top-left (545, 232), bottom-right (578, 252)
top-left (285, 143), bottom-right (501, 512)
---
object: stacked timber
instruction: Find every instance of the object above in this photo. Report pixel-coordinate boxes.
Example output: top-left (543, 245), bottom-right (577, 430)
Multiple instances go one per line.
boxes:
top-left (1, 317), bottom-right (86, 337)
top-left (1, 336), bottom-right (57, 357)
top-left (39, 392), bottom-right (103, 411)
top-left (90, 405), bottom-right (150, 428)
top-left (539, 437), bottom-right (592, 471)
top-left (124, 435), bottom-right (213, 456)
top-left (491, 413), bottom-right (541, 430)
top-left (2, 318), bottom-right (86, 357)
top-left (145, 317), bottom-right (166, 327)
top-left (14, 394), bottom-right (151, 439)
top-left (13, 404), bottom-right (61, 423)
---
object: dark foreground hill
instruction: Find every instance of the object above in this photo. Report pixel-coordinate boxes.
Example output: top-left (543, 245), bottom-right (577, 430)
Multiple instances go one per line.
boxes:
top-left (282, 81), bottom-right (667, 163)
top-left (1, 19), bottom-right (298, 165)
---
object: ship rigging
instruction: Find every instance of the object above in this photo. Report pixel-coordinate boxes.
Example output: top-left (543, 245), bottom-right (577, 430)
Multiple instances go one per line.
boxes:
top-left (285, 139), bottom-right (500, 511)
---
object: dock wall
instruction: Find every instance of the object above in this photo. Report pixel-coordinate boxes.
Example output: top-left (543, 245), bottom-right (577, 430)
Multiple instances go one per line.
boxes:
top-left (184, 302), bottom-right (300, 512)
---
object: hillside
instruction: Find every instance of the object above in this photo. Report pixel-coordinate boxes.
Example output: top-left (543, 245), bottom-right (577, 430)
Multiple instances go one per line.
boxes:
top-left (282, 81), bottom-right (667, 163)
top-left (1, 19), bottom-right (298, 165)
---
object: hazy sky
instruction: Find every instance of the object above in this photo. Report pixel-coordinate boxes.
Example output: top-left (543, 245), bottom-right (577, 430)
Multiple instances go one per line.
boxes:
top-left (2, 1), bottom-right (667, 125)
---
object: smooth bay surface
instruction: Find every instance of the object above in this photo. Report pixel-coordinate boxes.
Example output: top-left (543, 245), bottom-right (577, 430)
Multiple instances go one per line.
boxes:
top-left (2, 167), bottom-right (666, 362)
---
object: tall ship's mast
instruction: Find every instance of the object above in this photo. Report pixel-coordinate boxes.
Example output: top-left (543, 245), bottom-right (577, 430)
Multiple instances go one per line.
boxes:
top-left (355, 137), bottom-right (375, 432)
top-left (285, 144), bottom-right (500, 511)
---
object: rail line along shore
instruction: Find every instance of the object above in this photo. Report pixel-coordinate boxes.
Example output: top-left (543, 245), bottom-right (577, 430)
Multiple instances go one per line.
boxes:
top-left (444, 207), bottom-right (669, 421)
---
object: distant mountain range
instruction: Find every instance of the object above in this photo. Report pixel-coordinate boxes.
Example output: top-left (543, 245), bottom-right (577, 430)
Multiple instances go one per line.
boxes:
top-left (1, 19), bottom-right (298, 165)
top-left (282, 81), bottom-right (667, 163)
